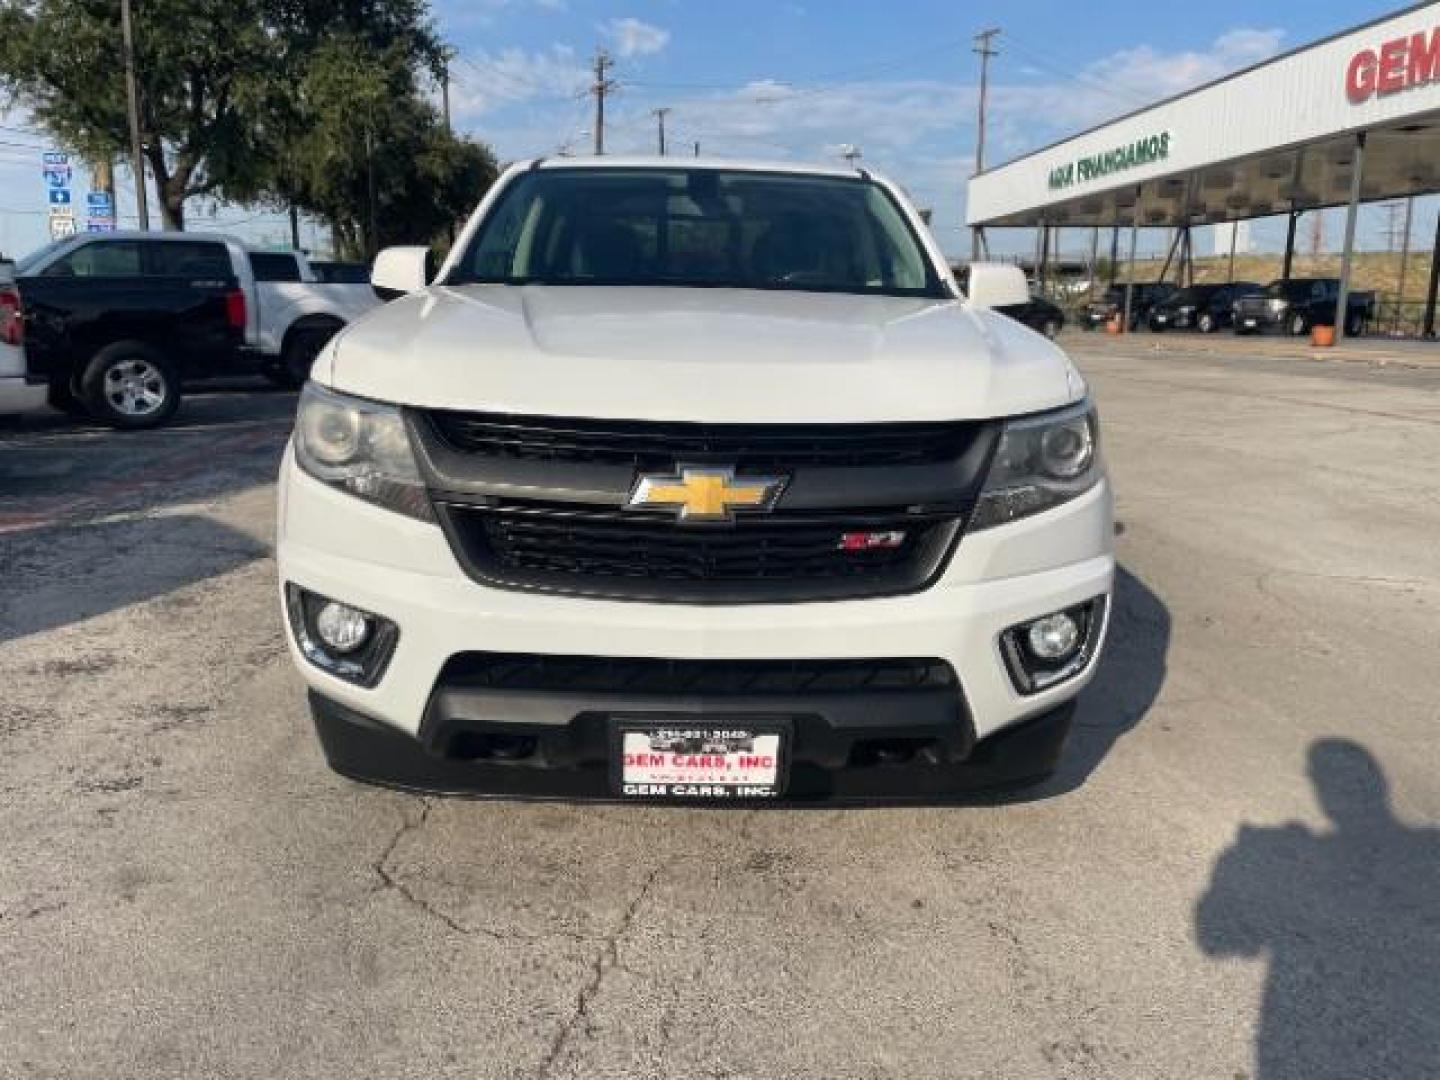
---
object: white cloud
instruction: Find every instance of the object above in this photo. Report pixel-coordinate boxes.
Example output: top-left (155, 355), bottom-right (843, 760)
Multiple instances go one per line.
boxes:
top-left (1084, 27), bottom-right (1285, 103)
top-left (604, 17), bottom-right (670, 58)
top-left (450, 45), bottom-right (591, 119)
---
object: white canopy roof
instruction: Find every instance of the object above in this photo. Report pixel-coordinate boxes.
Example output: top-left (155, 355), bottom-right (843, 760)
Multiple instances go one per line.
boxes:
top-left (967, 2), bottom-right (1440, 228)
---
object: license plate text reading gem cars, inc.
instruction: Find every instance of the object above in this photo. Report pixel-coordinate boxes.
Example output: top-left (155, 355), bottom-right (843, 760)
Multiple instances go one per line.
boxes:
top-left (617, 725), bottom-right (785, 798)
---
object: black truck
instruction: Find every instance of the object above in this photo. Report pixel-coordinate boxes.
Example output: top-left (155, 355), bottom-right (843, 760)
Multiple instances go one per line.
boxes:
top-left (1147, 282), bottom-right (1264, 333)
top-left (1082, 283), bottom-right (1176, 331)
top-left (1232, 278), bottom-right (1376, 337)
top-left (7, 232), bottom-right (258, 428)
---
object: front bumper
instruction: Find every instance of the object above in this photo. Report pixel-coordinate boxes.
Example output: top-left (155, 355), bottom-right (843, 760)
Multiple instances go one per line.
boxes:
top-left (1233, 309), bottom-right (1284, 332)
top-left (310, 688), bottom-right (1077, 803)
top-left (278, 446), bottom-right (1114, 800)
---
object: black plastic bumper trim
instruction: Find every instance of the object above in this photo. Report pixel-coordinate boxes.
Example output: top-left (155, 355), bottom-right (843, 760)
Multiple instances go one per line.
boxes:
top-left (308, 690), bottom-right (1076, 804)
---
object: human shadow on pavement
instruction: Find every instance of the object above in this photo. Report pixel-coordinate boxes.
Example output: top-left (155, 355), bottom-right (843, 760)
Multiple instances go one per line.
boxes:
top-left (1196, 740), bottom-right (1439, 1079)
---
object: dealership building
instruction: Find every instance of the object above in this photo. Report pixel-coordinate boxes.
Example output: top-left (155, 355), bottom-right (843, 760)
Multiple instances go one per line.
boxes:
top-left (966, 1), bottom-right (1440, 339)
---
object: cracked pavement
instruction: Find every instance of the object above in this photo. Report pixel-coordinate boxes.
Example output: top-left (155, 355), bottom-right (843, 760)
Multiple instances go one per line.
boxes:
top-left (2, 353), bottom-right (1439, 1079)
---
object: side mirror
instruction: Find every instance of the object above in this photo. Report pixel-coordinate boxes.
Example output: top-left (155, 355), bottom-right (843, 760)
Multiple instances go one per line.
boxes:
top-left (965, 263), bottom-right (1030, 310)
top-left (371, 246), bottom-right (433, 301)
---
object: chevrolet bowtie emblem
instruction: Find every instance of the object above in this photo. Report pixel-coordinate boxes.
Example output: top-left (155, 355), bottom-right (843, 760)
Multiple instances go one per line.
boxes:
top-left (625, 465), bottom-right (787, 522)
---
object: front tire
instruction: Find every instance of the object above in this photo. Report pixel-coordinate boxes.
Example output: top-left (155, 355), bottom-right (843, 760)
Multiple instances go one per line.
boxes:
top-left (79, 342), bottom-right (180, 430)
top-left (277, 324), bottom-right (340, 387)
top-left (1198, 312), bottom-right (1217, 334)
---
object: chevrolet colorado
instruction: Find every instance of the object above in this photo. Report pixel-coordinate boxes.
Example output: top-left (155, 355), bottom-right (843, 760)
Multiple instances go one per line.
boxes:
top-left (278, 159), bottom-right (1115, 803)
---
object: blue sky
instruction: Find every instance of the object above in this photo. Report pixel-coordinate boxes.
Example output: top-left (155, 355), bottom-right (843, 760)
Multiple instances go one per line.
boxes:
top-left (0, 0), bottom-right (1427, 261)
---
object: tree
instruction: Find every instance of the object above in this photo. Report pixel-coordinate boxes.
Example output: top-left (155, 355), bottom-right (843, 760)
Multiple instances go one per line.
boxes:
top-left (0, 0), bottom-right (281, 229)
top-left (288, 33), bottom-right (496, 258)
top-left (0, 0), bottom-right (494, 242)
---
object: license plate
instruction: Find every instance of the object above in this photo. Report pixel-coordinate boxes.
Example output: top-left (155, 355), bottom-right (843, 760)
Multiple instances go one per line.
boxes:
top-left (1156, 315), bottom-right (1168, 323)
top-left (1244, 319), bottom-right (1257, 327)
top-left (614, 720), bottom-right (787, 799)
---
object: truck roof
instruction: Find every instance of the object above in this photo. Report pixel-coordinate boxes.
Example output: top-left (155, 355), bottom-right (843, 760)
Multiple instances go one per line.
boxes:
top-left (65, 230), bottom-right (243, 245)
top-left (523, 155), bottom-right (876, 182)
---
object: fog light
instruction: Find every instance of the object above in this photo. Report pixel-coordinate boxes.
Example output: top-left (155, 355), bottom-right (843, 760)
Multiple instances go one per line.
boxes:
top-left (1000, 596), bottom-right (1107, 695)
top-left (284, 584), bottom-right (399, 687)
top-left (1026, 612), bottom-right (1080, 661)
top-left (315, 601), bottom-right (370, 653)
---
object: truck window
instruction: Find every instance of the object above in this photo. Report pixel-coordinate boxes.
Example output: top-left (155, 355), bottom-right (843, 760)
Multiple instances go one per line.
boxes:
top-left (148, 241), bottom-right (232, 278)
top-left (251, 252), bottom-right (303, 282)
top-left (42, 241), bottom-right (143, 278)
top-left (312, 261), bottom-right (368, 284)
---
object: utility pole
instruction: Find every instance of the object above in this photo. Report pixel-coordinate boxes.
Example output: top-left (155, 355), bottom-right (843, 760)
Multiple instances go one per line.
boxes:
top-left (970, 27), bottom-right (1000, 264)
top-left (840, 144), bottom-right (862, 166)
top-left (440, 46), bottom-right (455, 243)
top-left (652, 107), bottom-right (670, 156)
top-left (591, 48), bottom-right (615, 155)
top-left (365, 125), bottom-right (379, 261)
top-left (440, 48), bottom-right (454, 134)
top-left (119, 0), bottom-right (149, 230)
top-left (693, 141), bottom-right (701, 158)
top-left (1309, 209), bottom-right (1324, 255)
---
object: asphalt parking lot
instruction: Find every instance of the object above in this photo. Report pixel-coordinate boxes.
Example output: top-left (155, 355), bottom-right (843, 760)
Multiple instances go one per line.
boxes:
top-left (2, 349), bottom-right (1438, 1080)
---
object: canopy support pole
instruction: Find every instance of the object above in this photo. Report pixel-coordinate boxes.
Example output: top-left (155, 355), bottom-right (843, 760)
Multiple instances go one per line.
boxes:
top-left (1423, 210), bottom-right (1440, 339)
top-left (1335, 132), bottom-right (1366, 341)
top-left (1088, 226), bottom-right (1100, 301)
top-left (1282, 211), bottom-right (1299, 281)
top-left (1122, 208), bottom-right (1139, 332)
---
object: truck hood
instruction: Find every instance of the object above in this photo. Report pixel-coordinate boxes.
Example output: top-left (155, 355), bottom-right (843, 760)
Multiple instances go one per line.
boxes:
top-left (320, 285), bottom-right (1080, 422)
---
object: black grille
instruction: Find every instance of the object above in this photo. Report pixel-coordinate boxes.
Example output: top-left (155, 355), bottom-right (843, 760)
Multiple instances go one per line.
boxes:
top-left (426, 411), bottom-right (979, 470)
top-left (437, 652), bottom-right (957, 696)
top-left (438, 502), bottom-right (962, 604)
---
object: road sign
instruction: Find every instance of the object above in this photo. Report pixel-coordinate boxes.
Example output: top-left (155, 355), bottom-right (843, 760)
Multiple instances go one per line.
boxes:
top-left (49, 216), bottom-right (77, 241)
top-left (86, 191), bottom-right (114, 212)
top-left (42, 151), bottom-right (68, 166)
top-left (49, 204), bottom-right (74, 219)
top-left (85, 221), bottom-right (117, 233)
top-left (48, 188), bottom-right (72, 205)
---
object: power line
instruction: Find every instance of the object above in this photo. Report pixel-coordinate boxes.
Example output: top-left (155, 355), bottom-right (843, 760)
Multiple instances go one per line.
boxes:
top-left (1001, 36), bottom-right (1154, 110)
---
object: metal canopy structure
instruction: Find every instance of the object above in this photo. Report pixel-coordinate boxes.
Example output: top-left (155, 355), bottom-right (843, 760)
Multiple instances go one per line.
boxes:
top-left (965, 2), bottom-right (1440, 339)
top-left (969, 123), bottom-right (1440, 231)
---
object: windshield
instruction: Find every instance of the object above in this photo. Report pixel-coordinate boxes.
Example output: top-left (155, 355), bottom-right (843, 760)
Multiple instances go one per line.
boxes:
top-left (450, 167), bottom-right (945, 298)
top-left (14, 239), bottom-right (69, 276)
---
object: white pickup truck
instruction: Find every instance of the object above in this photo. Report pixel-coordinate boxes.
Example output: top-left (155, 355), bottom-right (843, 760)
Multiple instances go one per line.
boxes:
top-left (278, 157), bottom-right (1115, 805)
top-left (0, 235), bottom-right (379, 425)
top-left (247, 249), bottom-right (380, 387)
